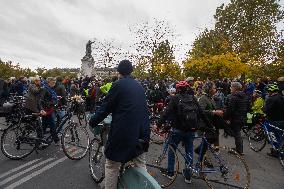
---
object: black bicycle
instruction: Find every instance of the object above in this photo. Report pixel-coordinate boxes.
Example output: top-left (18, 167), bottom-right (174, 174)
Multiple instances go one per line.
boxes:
top-left (1, 100), bottom-right (89, 160)
top-left (146, 128), bottom-right (250, 188)
top-left (61, 96), bottom-right (90, 160)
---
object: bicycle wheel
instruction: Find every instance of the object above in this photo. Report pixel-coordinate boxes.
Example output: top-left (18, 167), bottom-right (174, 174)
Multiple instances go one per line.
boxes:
top-left (248, 126), bottom-right (267, 152)
top-left (146, 142), bottom-right (179, 188)
top-left (61, 122), bottom-right (90, 160)
top-left (279, 141), bottom-right (284, 168)
top-left (150, 119), bottom-right (166, 144)
top-left (203, 146), bottom-right (250, 189)
top-left (89, 138), bottom-right (105, 183)
top-left (1, 124), bottom-right (36, 160)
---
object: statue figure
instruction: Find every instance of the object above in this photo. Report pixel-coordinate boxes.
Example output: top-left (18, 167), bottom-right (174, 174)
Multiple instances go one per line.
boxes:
top-left (83, 40), bottom-right (94, 61)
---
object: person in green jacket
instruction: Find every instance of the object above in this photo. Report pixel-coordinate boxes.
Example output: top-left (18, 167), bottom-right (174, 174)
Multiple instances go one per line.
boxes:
top-left (247, 90), bottom-right (265, 126)
top-left (99, 76), bottom-right (118, 95)
top-left (251, 90), bottom-right (265, 115)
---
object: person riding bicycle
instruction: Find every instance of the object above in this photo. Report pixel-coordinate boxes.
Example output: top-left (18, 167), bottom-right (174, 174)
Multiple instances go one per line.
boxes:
top-left (157, 80), bottom-right (211, 184)
top-left (247, 90), bottom-right (265, 128)
top-left (89, 60), bottom-right (150, 189)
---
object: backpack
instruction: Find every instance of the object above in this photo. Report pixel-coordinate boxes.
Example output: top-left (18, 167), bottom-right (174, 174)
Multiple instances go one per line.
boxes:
top-left (177, 94), bottom-right (199, 131)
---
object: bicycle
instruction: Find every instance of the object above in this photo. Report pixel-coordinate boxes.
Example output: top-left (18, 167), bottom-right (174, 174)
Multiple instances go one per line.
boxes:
top-left (145, 128), bottom-right (250, 188)
top-left (149, 115), bottom-right (170, 144)
top-left (0, 95), bottom-right (26, 132)
top-left (1, 101), bottom-right (88, 160)
top-left (248, 119), bottom-right (284, 168)
top-left (89, 118), bottom-right (162, 189)
top-left (60, 96), bottom-right (90, 160)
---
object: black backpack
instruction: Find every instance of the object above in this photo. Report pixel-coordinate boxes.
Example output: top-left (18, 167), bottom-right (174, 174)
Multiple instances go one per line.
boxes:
top-left (177, 94), bottom-right (199, 131)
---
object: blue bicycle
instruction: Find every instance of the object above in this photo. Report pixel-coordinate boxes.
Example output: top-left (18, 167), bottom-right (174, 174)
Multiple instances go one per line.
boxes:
top-left (146, 128), bottom-right (250, 188)
top-left (248, 119), bottom-right (284, 168)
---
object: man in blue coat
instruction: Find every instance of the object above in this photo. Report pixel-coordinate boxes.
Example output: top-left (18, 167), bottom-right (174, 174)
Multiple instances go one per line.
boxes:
top-left (89, 60), bottom-right (150, 189)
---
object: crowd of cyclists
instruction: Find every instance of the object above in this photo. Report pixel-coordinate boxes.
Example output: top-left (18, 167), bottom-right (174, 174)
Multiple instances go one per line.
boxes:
top-left (0, 59), bottom-right (284, 189)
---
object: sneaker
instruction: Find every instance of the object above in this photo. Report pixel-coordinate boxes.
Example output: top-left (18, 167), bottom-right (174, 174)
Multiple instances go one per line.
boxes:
top-left (182, 169), bottom-right (192, 184)
top-left (184, 177), bottom-right (192, 184)
top-left (38, 141), bottom-right (49, 149)
top-left (160, 168), bottom-right (174, 179)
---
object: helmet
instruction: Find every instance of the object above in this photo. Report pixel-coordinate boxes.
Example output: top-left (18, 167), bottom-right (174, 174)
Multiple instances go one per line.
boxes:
top-left (246, 78), bottom-right (252, 83)
top-left (168, 87), bottom-right (176, 94)
top-left (176, 81), bottom-right (189, 90)
top-left (266, 84), bottom-right (279, 92)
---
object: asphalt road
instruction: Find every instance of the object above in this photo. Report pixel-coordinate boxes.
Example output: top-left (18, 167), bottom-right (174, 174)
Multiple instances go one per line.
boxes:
top-left (0, 121), bottom-right (283, 189)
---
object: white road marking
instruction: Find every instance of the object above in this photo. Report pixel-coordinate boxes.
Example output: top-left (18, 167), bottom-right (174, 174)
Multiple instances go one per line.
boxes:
top-left (0, 158), bottom-right (54, 186)
top-left (2, 148), bottom-right (83, 189)
top-left (4, 156), bottom-right (68, 189)
top-left (0, 159), bottom-right (41, 179)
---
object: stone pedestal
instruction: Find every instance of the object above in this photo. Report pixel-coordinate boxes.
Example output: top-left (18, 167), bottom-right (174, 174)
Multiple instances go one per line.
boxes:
top-left (79, 58), bottom-right (94, 77)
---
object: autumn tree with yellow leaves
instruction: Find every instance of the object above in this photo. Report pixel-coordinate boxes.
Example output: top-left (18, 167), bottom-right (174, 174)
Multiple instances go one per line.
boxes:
top-left (183, 53), bottom-right (249, 80)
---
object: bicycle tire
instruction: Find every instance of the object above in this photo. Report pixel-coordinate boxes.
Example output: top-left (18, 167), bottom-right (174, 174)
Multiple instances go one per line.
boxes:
top-left (61, 122), bottom-right (90, 160)
top-left (203, 146), bottom-right (250, 189)
top-left (150, 127), bottom-right (166, 145)
top-left (1, 124), bottom-right (36, 160)
top-left (279, 140), bottom-right (284, 168)
top-left (146, 142), bottom-right (179, 188)
top-left (149, 117), bottom-right (166, 144)
top-left (89, 138), bottom-right (105, 183)
top-left (248, 126), bottom-right (267, 152)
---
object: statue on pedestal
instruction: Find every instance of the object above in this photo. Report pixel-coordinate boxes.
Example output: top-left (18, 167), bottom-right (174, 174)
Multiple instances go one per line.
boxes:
top-left (82, 40), bottom-right (94, 61)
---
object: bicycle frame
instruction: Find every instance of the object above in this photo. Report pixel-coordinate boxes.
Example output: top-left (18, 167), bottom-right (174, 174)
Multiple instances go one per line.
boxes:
top-left (162, 131), bottom-right (226, 176)
top-left (260, 120), bottom-right (284, 150)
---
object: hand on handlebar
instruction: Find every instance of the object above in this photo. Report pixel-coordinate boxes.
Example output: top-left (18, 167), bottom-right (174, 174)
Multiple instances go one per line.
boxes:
top-left (40, 110), bottom-right (47, 116)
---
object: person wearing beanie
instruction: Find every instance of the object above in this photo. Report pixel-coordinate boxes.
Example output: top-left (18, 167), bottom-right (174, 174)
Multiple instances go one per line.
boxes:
top-left (116, 59), bottom-right (133, 76)
top-left (89, 60), bottom-right (150, 189)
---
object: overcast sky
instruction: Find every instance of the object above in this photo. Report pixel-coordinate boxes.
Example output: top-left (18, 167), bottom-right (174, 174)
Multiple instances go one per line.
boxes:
top-left (0, 0), bottom-right (282, 69)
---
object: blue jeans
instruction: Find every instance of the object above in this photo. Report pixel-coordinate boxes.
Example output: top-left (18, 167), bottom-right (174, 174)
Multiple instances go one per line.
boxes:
top-left (56, 110), bottom-right (66, 133)
top-left (42, 112), bottom-right (59, 143)
top-left (168, 128), bottom-right (195, 178)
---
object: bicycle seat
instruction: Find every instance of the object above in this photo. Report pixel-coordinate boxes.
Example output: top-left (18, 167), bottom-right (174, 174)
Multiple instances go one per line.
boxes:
top-left (118, 167), bottom-right (161, 189)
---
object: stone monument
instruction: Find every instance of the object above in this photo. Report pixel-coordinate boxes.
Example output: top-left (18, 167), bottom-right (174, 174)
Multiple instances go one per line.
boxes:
top-left (79, 40), bottom-right (95, 77)
top-left (79, 40), bottom-right (117, 79)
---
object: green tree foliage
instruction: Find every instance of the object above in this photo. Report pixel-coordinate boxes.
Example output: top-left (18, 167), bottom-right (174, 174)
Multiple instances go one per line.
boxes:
top-left (0, 59), bottom-right (36, 79)
top-left (35, 67), bottom-right (78, 79)
top-left (151, 40), bottom-right (182, 80)
top-left (0, 59), bottom-right (78, 80)
top-left (189, 0), bottom-right (284, 62)
top-left (214, 0), bottom-right (284, 62)
top-left (189, 29), bottom-right (232, 59)
top-left (132, 57), bottom-right (150, 79)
